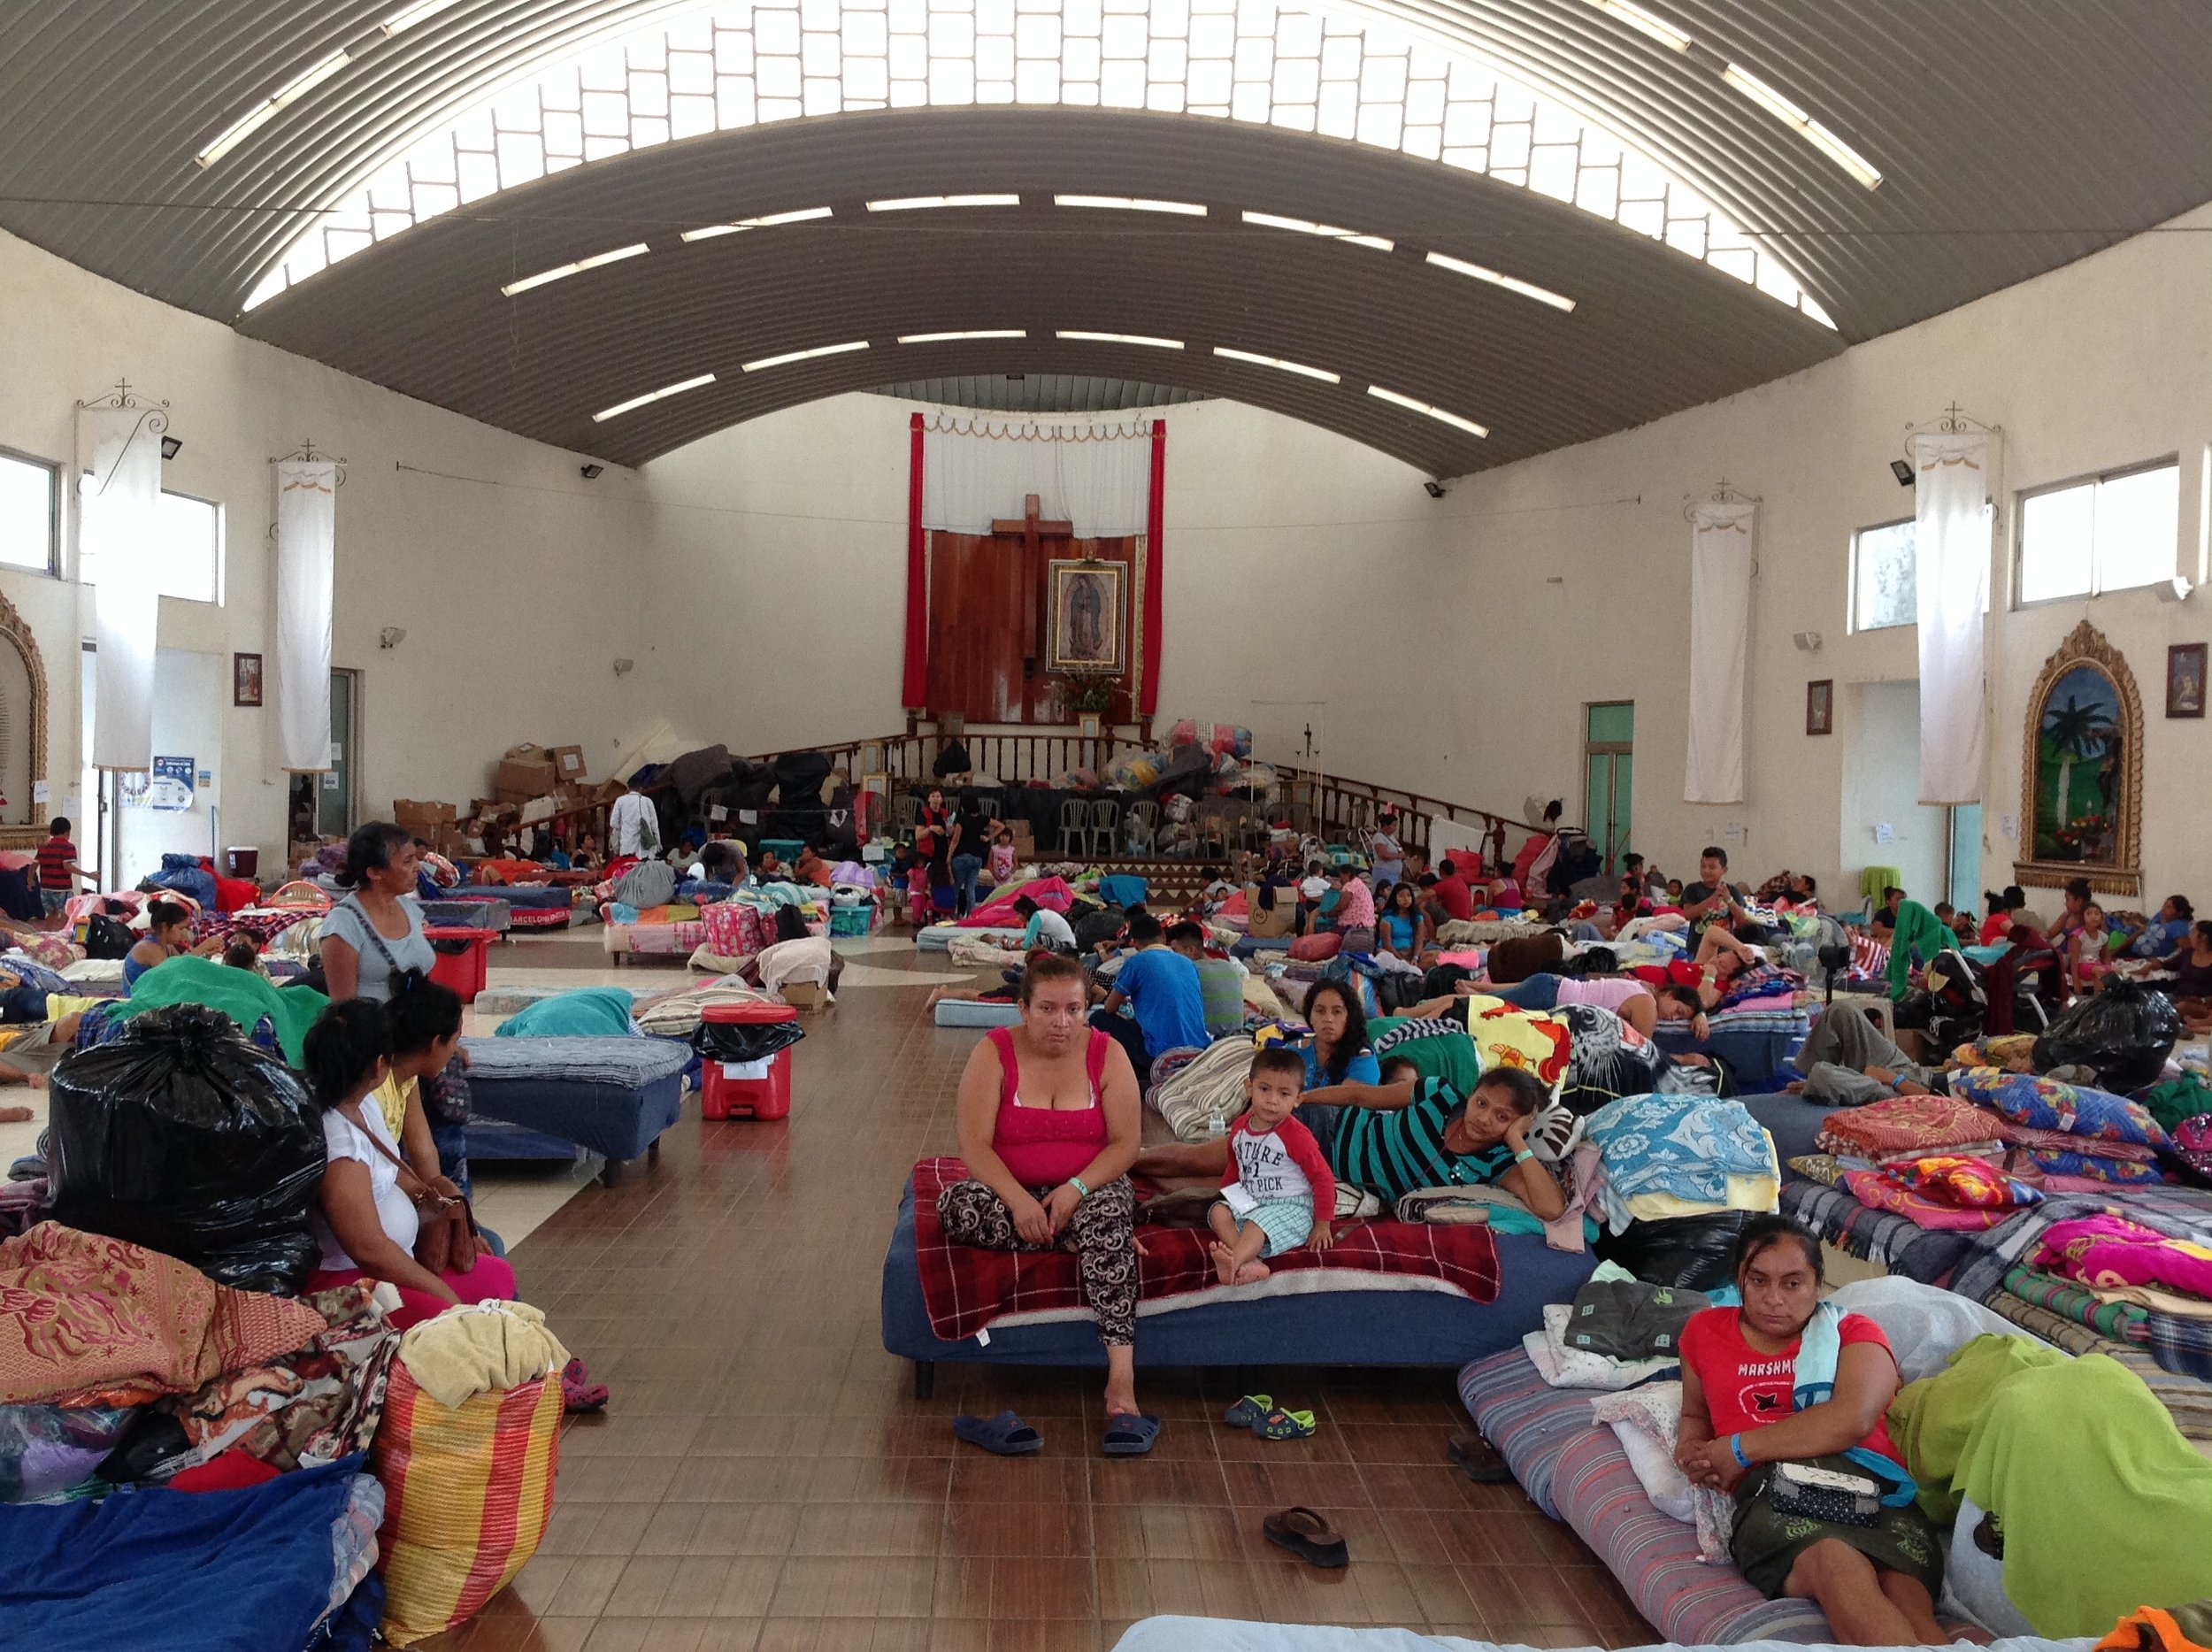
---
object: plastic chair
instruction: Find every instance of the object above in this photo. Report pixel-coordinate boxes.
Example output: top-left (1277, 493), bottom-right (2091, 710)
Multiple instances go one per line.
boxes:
top-left (1088, 799), bottom-right (1121, 860)
top-left (1125, 800), bottom-right (1158, 854)
top-left (894, 792), bottom-right (920, 835)
top-left (1059, 797), bottom-right (1089, 855)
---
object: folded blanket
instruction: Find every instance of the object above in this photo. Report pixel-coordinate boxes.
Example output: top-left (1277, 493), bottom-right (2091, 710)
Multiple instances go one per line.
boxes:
top-left (1817, 1091), bottom-right (1993, 1159)
top-left (1950, 1065), bottom-right (2169, 1149)
top-left (396, 1301), bottom-right (569, 1410)
top-left (0, 1223), bottom-right (326, 1406)
top-left (911, 1156), bottom-right (1498, 1341)
top-left (2015, 1145), bottom-right (2163, 1185)
top-left (2001, 1264), bottom-right (2148, 1342)
top-left (2035, 1213), bottom-right (2212, 1299)
top-left (1585, 1093), bottom-right (1777, 1231)
top-left (1837, 1169), bottom-right (2016, 1232)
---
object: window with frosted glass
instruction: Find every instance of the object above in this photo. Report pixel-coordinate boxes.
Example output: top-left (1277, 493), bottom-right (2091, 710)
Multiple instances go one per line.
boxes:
top-left (0, 450), bottom-right (57, 575)
top-left (2017, 461), bottom-right (2177, 605)
top-left (1850, 519), bottom-right (1916, 632)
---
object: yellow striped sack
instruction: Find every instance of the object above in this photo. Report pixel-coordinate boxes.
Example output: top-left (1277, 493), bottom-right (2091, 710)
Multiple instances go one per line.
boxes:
top-left (372, 1359), bottom-right (562, 1647)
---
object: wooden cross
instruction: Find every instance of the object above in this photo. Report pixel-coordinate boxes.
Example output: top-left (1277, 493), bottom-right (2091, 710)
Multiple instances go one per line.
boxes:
top-left (990, 494), bottom-right (1072, 556)
top-left (991, 494), bottom-right (1073, 669)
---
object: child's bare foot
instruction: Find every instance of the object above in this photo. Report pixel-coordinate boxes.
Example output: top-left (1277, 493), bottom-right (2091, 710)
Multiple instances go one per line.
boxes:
top-left (1209, 1241), bottom-right (1238, 1287)
top-left (1232, 1261), bottom-right (1271, 1285)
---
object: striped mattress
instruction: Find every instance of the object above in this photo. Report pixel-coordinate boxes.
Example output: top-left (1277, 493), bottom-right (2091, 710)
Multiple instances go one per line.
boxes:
top-left (1458, 1349), bottom-right (1833, 1645)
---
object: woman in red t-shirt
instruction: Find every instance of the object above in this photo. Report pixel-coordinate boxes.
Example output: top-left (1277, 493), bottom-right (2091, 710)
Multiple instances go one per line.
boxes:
top-left (1675, 1216), bottom-right (1944, 1644)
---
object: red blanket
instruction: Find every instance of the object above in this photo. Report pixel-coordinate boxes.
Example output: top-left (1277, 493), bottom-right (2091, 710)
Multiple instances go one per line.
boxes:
top-left (910, 1156), bottom-right (1501, 1342)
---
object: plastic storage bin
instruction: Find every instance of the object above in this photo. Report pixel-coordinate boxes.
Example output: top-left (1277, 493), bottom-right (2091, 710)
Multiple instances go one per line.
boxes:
top-left (699, 1001), bottom-right (798, 1120)
top-left (424, 926), bottom-right (496, 1003)
top-left (828, 902), bottom-right (874, 937)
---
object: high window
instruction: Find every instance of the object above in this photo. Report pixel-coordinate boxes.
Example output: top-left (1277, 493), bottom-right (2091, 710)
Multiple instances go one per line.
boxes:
top-left (2016, 461), bottom-right (2179, 605)
top-left (81, 489), bottom-right (223, 603)
top-left (1849, 518), bottom-right (1915, 633)
top-left (0, 450), bottom-right (58, 575)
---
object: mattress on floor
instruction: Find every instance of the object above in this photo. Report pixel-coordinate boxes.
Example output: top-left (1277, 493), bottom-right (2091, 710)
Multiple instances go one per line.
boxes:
top-left (1741, 1094), bottom-right (1832, 1164)
top-left (1655, 1019), bottom-right (1806, 1088)
top-left (472, 983), bottom-right (652, 1018)
top-left (917, 922), bottom-right (1024, 952)
top-left (457, 1033), bottom-right (688, 1162)
top-left (1459, 1348), bottom-right (1832, 1645)
top-left (449, 882), bottom-right (569, 909)
top-left (882, 1176), bottom-right (1594, 1371)
top-left (1110, 1622), bottom-right (2080, 1652)
top-left (933, 999), bottom-right (1023, 1027)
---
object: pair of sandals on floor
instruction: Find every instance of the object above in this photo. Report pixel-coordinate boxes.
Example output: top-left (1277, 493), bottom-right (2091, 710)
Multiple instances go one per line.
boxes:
top-left (953, 1388), bottom-right (1318, 1458)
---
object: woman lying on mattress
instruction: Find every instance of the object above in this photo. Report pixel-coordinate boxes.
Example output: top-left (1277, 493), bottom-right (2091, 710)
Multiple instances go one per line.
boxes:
top-left (1675, 1215), bottom-right (1944, 1645)
top-left (935, 951), bottom-right (1157, 1454)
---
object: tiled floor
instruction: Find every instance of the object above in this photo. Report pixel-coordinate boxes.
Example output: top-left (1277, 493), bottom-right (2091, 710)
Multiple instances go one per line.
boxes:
top-left (421, 929), bottom-right (1655, 1651)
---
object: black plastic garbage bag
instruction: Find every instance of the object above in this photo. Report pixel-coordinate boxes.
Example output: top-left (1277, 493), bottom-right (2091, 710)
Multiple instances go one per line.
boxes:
top-left (1594, 1210), bottom-right (1748, 1291)
top-left (1073, 904), bottom-right (1125, 952)
top-left (690, 1016), bottom-right (807, 1064)
top-left (46, 1003), bottom-right (325, 1293)
top-left (2032, 978), bottom-right (2183, 1092)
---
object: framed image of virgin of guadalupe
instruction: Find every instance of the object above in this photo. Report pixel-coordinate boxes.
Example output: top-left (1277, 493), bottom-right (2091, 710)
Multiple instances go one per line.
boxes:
top-left (1046, 560), bottom-right (1125, 675)
top-left (2014, 619), bottom-right (2142, 898)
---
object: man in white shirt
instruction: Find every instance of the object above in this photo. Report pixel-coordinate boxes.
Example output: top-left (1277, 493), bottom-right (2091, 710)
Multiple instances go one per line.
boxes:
top-left (608, 779), bottom-right (660, 859)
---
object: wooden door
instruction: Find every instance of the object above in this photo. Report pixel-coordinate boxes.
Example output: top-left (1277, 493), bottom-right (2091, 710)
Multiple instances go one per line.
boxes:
top-left (925, 531), bottom-right (1141, 725)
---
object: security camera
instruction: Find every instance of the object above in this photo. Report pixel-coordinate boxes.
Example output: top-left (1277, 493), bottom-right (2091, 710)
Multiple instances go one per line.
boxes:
top-left (580, 464), bottom-right (604, 479)
top-left (1424, 480), bottom-right (1447, 499)
top-left (1889, 459), bottom-right (1914, 487)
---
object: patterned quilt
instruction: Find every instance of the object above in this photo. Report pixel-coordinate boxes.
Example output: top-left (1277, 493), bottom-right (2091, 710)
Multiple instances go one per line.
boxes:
top-left (908, 1156), bottom-right (1499, 1342)
top-left (604, 920), bottom-right (708, 957)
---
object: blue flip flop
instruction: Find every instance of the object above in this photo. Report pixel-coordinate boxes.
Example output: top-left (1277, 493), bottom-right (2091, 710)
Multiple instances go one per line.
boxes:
top-left (952, 1410), bottom-right (1042, 1456)
top-left (1101, 1413), bottom-right (1162, 1457)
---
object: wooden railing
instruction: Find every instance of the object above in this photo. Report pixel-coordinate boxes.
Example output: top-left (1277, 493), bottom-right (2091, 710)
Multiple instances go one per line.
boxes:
top-left (736, 729), bottom-right (1562, 872)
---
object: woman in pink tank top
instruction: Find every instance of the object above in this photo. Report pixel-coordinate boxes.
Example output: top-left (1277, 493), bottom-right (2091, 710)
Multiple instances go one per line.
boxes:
top-left (936, 952), bottom-right (1152, 1450)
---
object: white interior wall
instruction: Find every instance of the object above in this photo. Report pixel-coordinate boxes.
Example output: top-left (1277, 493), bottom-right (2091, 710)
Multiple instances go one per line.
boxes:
top-left (8, 190), bottom-right (2212, 898)
top-left (0, 227), bottom-right (652, 863)
top-left (1837, 681), bottom-right (1946, 914)
top-left (644, 395), bottom-right (1430, 771)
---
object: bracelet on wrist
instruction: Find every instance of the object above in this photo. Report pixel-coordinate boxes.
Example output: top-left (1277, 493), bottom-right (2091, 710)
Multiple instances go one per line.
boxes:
top-left (1067, 1175), bottom-right (1090, 1196)
top-left (1511, 1147), bottom-right (1535, 1164)
top-left (1729, 1433), bottom-right (1752, 1468)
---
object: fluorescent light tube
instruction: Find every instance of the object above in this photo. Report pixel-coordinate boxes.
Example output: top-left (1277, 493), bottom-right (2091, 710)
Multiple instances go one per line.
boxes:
top-left (1240, 211), bottom-right (1393, 253)
top-left (1723, 64), bottom-right (1883, 189)
top-left (592, 373), bottom-right (717, 422)
top-left (382, 0), bottom-right (460, 34)
top-left (898, 330), bottom-right (1028, 342)
top-left (197, 50), bottom-right (351, 166)
top-left (1424, 252), bottom-right (1576, 312)
top-left (1211, 347), bottom-right (1339, 384)
top-left (682, 208), bottom-right (833, 241)
top-left (1583, 0), bottom-right (1692, 51)
top-left (741, 341), bottom-right (871, 371)
top-left (499, 242), bottom-right (649, 296)
top-left (1054, 196), bottom-right (1208, 216)
top-left (1056, 331), bottom-right (1183, 350)
top-left (865, 195), bottom-right (1021, 211)
top-left (1367, 385), bottom-right (1488, 439)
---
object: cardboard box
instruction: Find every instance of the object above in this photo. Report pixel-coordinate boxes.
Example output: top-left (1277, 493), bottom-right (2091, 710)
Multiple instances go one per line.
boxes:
top-left (518, 794), bottom-right (557, 826)
top-left (1245, 884), bottom-right (1294, 938)
top-left (548, 745), bottom-right (588, 782)
top-left (1008, 820), bottom-right (1035, 859)
top-left (496, 757), bottom-right (557, 798)
top-left (780, 981), bottom-right (831, 1012)
top-left (594, 779), bottom-right (629, 804)
top-left (393, 798), bottom-right (457, 833)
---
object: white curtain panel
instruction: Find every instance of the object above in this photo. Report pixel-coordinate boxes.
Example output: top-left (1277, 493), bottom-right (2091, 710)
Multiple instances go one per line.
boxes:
top-left (1913, 430), bottom-right (1992, 803)
top-left (78, 404), bottom-right (166, 772)
top-left (920, 417), bottom-right (1151, 536)
top-left (1685, 499), bottom-right (1755, 804)
top-left (275, 459), bottom-right (338, 772)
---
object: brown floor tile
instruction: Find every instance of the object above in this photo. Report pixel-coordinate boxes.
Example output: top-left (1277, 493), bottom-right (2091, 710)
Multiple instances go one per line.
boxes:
top-left (450, 954), bottom-right (1609, 1652)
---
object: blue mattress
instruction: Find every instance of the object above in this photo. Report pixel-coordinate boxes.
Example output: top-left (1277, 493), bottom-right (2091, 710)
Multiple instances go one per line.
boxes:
top-left (1742, 1093), bottom-right (1833, 1164)
top-left (449, 883), bottom-right (572, 911)
top-left (880, 1178), bottom-right (1594, 1372)
top-left (457, 1034), bottom-right (687, 1162)
top-left (1655, 1024), bottom-right (1800, 1088)
top-left (420, 896), bottom-right (511, 933)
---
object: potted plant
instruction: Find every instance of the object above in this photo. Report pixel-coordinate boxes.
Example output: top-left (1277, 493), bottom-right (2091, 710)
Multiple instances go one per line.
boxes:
top-left (1065, 675), bottom-right (1113, 737)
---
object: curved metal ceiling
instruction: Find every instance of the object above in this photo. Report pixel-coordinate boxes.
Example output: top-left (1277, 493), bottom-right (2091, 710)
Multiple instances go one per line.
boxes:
top-left (3, 0), bottom-right (2209, 341)
top-left (870, 378), bottom-right (1211, 415)
top-left (231, 106), bottom-right (1841, 473)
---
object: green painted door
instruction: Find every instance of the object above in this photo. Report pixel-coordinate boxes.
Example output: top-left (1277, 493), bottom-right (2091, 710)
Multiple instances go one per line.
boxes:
top-left (1585, 703), bottom-right (1634, 873)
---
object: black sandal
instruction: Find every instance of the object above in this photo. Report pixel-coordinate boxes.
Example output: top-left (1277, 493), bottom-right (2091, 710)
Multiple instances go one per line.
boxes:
top-left (1263, 1506), bottom-right (1348, 1569)
top-left (1447, 1429), bottom-right (1511, 1484)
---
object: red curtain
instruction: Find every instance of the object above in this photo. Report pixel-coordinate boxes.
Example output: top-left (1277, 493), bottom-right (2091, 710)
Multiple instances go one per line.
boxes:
top-left (902, 412), bottom-right (927, 707)
top-left (1141, 419), bottom-right (1165, 718)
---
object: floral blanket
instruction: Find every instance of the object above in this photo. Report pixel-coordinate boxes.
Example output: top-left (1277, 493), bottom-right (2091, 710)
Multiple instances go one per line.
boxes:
top-left (0, 1223), bottom-right (326, 1406)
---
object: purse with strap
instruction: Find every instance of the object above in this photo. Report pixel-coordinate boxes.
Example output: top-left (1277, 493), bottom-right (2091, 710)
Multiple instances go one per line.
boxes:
top-left (351, 1103), bottom-right (481, 1277)
top-left (342, 895), bottom-right (418, 996)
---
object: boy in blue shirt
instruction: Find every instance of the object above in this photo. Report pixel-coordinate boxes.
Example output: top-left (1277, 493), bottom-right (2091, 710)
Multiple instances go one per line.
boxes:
top-left (1090, 911), bottom-right (1208, 1087)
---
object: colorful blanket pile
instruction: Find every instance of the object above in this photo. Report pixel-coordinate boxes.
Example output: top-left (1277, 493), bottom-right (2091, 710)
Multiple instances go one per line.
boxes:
top-left (909, 1156), bottom-right (1500, 1341)
top-left (0, 1223), bottom-right (326, 1406)
top-left (2034, 1213), bottom-right (2212, 1298)
top-left (1816, 1091), bottom-right (1991, 1159)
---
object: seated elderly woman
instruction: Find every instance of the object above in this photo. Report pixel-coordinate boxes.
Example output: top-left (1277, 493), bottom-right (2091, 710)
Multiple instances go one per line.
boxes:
top-left (1676, 1216), bottom-right (1943, 1645)
top-left (935, 953), bottom-right (1155, 1456)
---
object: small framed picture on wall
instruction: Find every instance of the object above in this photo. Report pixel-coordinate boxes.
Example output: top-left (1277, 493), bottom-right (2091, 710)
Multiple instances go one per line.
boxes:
top-left (233, 652), bottom-right (264, 708)
top-left (2167, 643), bottom-right (2206, 718)
top-left (1806, 679), bottom-right (1833, 736)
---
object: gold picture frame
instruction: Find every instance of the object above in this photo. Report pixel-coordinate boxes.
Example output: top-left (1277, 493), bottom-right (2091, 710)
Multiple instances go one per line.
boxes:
top-left (1046, 559), bottom-right (1125, 676)
top-left (2013, 619), bottom-right (2142, 897)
